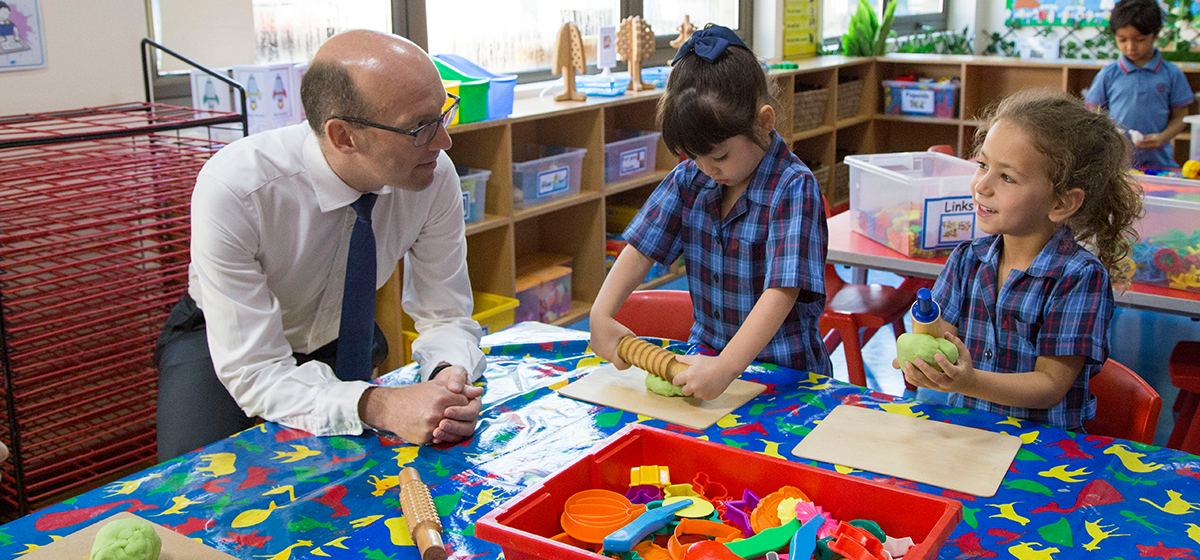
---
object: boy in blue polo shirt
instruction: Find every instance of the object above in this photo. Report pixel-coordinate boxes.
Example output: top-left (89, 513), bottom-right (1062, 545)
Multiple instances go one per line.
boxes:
top-left (1085, 0), bottom-right (1193, 168)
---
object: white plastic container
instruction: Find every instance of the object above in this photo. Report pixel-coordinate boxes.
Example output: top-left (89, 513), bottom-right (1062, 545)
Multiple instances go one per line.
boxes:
top-left (1184, 114), bottom-right (1200, 162)
top-left (604, 130), bottom-right (661, 184)
top-left (512, 144), bottom-right (587, 210)
top-left (845, 152), bottom-right (984, 257)
top-left (456, 166), bottom-right (491, 224)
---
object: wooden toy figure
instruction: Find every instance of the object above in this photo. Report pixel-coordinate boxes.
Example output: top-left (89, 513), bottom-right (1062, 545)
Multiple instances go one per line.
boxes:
top-left (552, 22), bottom-right (587, 102)
top-left (670, 15), bottom-right (697, 49)
top-left (617, 16), bottom-right (656, 91)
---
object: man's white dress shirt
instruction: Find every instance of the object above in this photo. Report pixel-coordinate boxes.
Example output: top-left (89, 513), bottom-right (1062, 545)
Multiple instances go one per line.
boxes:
top-left (188, 123), bottom-right (484, 436)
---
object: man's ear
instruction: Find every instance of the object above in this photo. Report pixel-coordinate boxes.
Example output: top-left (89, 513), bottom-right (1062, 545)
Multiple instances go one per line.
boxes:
top-left (1050, 187), bottom-right (1085, 224)
top-left (323, 119), bottom-right (358, 154)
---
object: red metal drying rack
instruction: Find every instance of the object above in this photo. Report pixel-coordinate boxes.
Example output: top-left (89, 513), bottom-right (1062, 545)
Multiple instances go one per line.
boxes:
top-left (0, 40), bottom-right (247, 517)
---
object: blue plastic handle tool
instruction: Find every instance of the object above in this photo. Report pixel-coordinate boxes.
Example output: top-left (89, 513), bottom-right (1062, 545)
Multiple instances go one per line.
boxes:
top-left (603, 498), bottom-right (694, 552)
top-left (912, 288), bottom-right (939, 323)
top-left (789, 515), bottom-right (824, 560)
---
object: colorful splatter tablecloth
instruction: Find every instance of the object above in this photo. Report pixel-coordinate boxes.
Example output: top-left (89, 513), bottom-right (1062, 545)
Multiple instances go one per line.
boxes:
top-left (3, 323), bottom-right (1199, 559)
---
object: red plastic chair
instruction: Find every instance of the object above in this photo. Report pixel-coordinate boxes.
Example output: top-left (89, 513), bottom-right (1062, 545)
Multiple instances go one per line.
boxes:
top-left (1167, 341), bottom-right (1200, 454)
top-left (1085, 359), bottom-right (1162, 445)
top-left (820, 266), bottom-right (921, 389)
top-left (613, 290), bottom-right (695, 342)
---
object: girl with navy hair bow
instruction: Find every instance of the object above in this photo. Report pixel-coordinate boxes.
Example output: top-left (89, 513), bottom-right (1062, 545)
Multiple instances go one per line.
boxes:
top-left (591, 25), bottom-right (832, 400)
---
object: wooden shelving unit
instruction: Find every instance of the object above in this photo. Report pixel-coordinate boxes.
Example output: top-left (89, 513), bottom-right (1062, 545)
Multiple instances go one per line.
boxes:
top-left (376, 54), bottom-right (1200, 371)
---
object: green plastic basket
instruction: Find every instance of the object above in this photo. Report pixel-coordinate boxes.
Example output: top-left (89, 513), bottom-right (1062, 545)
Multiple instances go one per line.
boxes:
top-left (434, 58), bottom-right (489, 124)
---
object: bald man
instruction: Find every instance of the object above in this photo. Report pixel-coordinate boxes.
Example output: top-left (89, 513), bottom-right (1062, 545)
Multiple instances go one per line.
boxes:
top-left (154, 30), bottom-right (485, 461)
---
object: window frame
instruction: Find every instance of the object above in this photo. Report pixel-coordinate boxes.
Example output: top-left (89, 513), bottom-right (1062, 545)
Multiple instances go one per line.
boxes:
top-left (822, 0), bottom-right (947, 48)
top-left (146, 0), bottom-right (754, 100)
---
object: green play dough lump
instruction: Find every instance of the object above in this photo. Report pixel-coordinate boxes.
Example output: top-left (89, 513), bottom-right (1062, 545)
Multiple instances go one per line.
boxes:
top-left (91, 518), bottom-right (162, 560)
top-left (896, 333), bottom-right (959, 372)
top-left (645, 372), bottom-right (684, 397)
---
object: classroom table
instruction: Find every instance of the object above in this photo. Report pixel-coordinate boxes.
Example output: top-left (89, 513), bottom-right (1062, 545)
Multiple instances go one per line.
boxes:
top-left (827, 211), bottom-right (1200, 319)
top-left (4, 323), bottom-right (1199, 559)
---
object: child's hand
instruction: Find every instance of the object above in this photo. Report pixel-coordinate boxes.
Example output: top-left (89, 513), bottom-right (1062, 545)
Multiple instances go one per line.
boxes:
top-left (589, 315), bottom-right (636, 369)
top-left (1135, 132), bottom-right (1167, 150)
top-left (900, 332), bottom-right (976, 393)
top-left (672, 354), bottom-right (738, 401)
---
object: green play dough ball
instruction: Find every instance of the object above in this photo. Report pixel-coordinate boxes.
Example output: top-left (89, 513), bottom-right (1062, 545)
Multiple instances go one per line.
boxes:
top-left (91, 518), bottom-right (162, 560)
top-left (896, 333), bottom-right (959, 372)
top-left (644, 372), bottom-right (684, 397)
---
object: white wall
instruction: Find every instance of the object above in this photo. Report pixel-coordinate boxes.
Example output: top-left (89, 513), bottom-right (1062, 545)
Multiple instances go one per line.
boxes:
top-left (5, 0), bottom-right (149, 114)
top-left (157, 0), bottom-right (254, 73)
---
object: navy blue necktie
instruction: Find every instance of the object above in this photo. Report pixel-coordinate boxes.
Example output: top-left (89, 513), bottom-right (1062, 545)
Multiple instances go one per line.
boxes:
top-left (336, 193), bottom-right (377, 381)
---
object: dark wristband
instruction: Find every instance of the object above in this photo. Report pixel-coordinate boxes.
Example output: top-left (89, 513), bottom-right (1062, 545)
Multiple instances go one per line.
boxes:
top-left (429, 362), bottom-right (452, 379)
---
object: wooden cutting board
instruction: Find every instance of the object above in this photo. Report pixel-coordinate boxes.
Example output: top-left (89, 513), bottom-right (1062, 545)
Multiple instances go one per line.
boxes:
top-left (557, 364), bottom-right (766, 430)
top-left (791, 405), bottom-right (1022, 497)
top-left (21, 512), bottom-right (238, 560)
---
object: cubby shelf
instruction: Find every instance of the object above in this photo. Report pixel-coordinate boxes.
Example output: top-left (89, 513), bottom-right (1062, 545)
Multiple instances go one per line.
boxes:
top-left (376, 54), bottom-right (1200, 372)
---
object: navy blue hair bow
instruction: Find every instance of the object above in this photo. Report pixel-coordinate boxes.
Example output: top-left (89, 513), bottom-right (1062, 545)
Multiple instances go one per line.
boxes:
top-left (671, 25), bottom-right (749, 65)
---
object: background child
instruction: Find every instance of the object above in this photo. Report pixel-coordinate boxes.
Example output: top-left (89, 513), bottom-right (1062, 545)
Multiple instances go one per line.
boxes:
top-left (897, 88), bottom-right (1143, 431)
top-left (1085, 0), bottom-right (1193, 168)
top-left (590, 25), bottom-right (831, 401)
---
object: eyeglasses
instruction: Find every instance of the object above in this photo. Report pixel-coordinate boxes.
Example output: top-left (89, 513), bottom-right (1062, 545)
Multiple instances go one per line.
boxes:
top-left (332, 93), bottom-right (459, 147)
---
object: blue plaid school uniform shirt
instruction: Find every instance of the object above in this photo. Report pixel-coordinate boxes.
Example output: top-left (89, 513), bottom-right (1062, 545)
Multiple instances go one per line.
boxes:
top-left (932, 226), bottom-right (1114, 430)
top-left (623, 132), bottom-right (832, 377)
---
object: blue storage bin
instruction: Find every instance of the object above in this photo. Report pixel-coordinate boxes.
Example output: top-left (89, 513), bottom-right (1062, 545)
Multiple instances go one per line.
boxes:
top-left (512, 144), bottom-right (587, 210)
top-left (434, 54), bottom-right (516, 120)
top-left (577, 73), bottom-right (630, 97)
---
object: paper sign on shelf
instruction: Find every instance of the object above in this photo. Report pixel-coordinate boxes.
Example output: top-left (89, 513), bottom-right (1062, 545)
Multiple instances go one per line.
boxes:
top-left (922, 196), bottom-right (983, 250)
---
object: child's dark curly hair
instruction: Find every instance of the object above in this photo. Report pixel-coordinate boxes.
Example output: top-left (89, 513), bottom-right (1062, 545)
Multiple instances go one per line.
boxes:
top-left (973, 88), bottom-right (1144, 286)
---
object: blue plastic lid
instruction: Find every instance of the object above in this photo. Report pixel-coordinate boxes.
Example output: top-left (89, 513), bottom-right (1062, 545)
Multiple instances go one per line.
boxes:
top-left (912, 288), bottom-right (939, 323)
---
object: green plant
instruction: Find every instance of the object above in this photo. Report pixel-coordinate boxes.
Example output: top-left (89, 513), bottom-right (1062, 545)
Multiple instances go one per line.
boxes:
top-left (896, 26), bottom-right (975, 54)
top-left (841, 0), bottom-right (897, 56)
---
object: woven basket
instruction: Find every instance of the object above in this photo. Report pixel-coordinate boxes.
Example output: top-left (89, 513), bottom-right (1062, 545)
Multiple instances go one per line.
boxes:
top-left (809, 164), bottom-right (831, 196)
top-left (833, 162), bottom-right (851, 204)
top-left (837, 79), bottom-right (865, 121)
top-left (793, 88), bottom-right (830, 132)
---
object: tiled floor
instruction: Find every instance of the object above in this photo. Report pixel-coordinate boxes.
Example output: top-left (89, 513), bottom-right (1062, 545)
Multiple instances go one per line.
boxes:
top-left (569, 266), bottom-right (1200, 447)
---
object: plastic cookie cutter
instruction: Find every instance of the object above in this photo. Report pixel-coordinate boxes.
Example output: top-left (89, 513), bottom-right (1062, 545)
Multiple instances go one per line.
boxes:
top-left (667, 519), bottom-right (742, 560)
top-left (794, 501), bottom-right (838, 539)
top-left (551, 531), bottom-right (603, 553)
top-left (828, 521), bottom-right (887, 560)
top-left (721, 489), bottom-right (760, 537)
top-left (560, 489), bottom-right (646, 544)
top-left (691, 472), bottom-right (728, 502)
top-left (626, 484), bottom-right (664, 504)
top-left (632, 465), bottom-right (671, 488)
top-left (750, 486), bottom-right (810, 533)
top-left (664, 483), bottom-right (701, 499)
top-left (663, 495), bottom-right (714, 519)
top-left (604, 498), bottom-right (694, 552)
top-left (725, 517), bottom-right (799, 558)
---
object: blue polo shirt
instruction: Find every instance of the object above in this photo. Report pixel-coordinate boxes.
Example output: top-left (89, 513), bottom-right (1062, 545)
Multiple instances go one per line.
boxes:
top-left (1085, 49), bottom-right (1193, 168)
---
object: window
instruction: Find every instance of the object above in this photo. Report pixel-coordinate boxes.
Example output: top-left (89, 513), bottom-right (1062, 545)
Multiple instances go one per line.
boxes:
top-left (822, 0), bottom-right (946, 43)
top-left (419, 0), bottom-right (752, 79)
top-left (252, 0), bottom-right (392, 64)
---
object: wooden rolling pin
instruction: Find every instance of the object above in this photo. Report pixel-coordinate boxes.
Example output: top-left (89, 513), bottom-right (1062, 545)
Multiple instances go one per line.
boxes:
top-left (617, 335), bottom-right (690, 382)
top-left (398, 467), bottom-right (446, 560)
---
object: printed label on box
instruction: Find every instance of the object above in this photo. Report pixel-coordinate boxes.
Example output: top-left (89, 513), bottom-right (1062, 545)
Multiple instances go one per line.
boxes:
top-left (923, 196), bottom-right (979, 250)
top-left (619, 147), bottom-right (648, 176)
top-left (537, 166), bottom-right (570, 197)
top-left (902, 89), bottom-right (936, 115)
top-left (462, 191), bottom-right (471, 220)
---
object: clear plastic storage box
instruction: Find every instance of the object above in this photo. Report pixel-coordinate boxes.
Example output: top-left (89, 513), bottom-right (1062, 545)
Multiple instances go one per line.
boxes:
top-left (882, 80), bottom-right (960, 119)
top-left (1129, 174), bottom-right (1200, 293)
top-left (456, 166), bottom-right (490, 225)
top-left (512, 144), bottom-right (587, 210)
top-left (604, 130), bottom-right (661, 184)
top-left (845, 152), bottom-right (984, 257)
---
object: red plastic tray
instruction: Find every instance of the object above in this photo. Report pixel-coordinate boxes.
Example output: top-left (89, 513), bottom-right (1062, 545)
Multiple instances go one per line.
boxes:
top-left (476, 424), bottom-right (962, 560)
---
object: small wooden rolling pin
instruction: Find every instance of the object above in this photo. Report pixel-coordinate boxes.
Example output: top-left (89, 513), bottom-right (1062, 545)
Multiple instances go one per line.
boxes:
top-left (398, 467), bottom-right (446, 560)
top-left (617, 335), bottom-right (690, 382)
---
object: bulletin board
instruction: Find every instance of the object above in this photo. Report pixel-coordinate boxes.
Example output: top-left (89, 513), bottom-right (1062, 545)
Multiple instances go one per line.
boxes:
top-left (1007, 0), bottom-right (1111, 27)
top-left (783, 0), bottom-right (820, 59)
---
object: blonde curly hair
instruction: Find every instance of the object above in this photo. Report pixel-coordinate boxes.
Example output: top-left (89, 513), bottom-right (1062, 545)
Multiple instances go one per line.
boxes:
top-left (973, 88), bottom-right (1144, 286)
